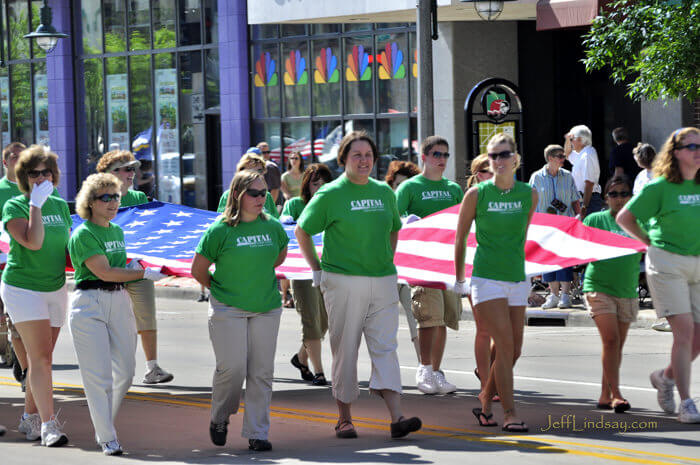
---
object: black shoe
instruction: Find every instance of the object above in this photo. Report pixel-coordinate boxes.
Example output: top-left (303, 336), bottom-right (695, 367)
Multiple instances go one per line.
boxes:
top-left (197, 293), bottom-right (209, 302)
top-left (291, 354), bottom-right (314, 381)
top-left (209, 421), bottom-right (228, 446)
top-left (312, 372), bottom-right (328, 386)
top-left (248, 439), bottom-right (272, 451)
top-left (390, 416), bottom-right (422, 438)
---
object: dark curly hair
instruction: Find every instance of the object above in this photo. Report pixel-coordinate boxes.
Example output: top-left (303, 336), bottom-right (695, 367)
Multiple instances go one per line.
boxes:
top-left (385, 160), bottom-right (420, 189)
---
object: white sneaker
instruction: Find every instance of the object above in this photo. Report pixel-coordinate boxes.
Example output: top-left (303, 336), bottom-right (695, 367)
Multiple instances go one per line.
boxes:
top-left (143, 365), bottom-right (174, 384)
top-left (415, 365), bottom-right (437, 394)
top-left (542, 294), bottom-right (559, 309)
top-left (41, 417), bottom-right (68, 447)
top-left (433, 370), bottom-right (457, 394)
top-left (557, 293), bottom-right (572, 308)
top-left (678, 398), bottom-right (700, 423)
top-left (649, 369), bottom-right (676, 414)
top-left (651, 319), bottom-right (672, 332)
top-left (18, 413), bottom-right (41, 441)
top-left (101, 439), bottom-right (124, 456)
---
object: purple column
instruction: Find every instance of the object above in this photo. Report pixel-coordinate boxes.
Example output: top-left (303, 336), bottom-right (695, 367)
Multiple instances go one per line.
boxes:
top-left (46, 0), bottom-right (76, 200)
top-left (218, 0), bottom-right (250, 189)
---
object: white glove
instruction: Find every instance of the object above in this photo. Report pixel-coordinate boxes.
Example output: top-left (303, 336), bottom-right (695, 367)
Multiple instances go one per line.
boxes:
top-left (312, 270), bottom-right (322, 287)
top-left (143, 267), bottom-right (167, 281)
top-left (29, 180), bottom-right (54, 208)
top-left (126, 259), bottom-right (143, 270)
top-left (279, 215), bottom-right (295, 224)
top-left (453, 279), bottom-right (470, 296)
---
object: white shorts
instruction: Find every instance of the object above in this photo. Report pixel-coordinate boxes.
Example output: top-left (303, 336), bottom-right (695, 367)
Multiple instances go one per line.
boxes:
top-left (0, 281), bottom-right (68, 327)
top-left (470, 276), bottom-right (529, 307)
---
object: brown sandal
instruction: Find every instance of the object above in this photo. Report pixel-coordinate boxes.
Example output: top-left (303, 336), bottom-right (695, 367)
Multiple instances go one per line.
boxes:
top-left (335, 419), bottom-right (357, 439)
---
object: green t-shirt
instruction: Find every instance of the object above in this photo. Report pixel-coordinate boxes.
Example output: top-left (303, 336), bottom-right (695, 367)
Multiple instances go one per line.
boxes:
top-left (297, 175), bottom-right (402, 277)
top-left (395, 174), bottom-right (464, 218)
top-left (68, 220), bottom-right (127, 284)
top-left (1, 196), bottom-right (72, 292)
top-left (626, 177), bottom-right (700, 256)
top-left (195, 217), bottom-right (289, 312)
top-left (583, 211), bottom-right (641, 298)
top-left (281, 196), bottom-right (306, 221)
top-left (217, 189), bottom-right (279, 218)
top-left (0, 177), bottom-right (60, 216)
top-left (120, 189), bottom-right (148, 207)
top-left (472, 180), bottom-right (533, 282)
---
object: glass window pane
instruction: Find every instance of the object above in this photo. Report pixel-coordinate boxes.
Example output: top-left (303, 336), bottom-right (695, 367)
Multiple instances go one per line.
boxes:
top-left (205, 48), bottom-right (220, 109)
top-left (8, 0), bottom-right (30, 60)
top-left (81, 0), bottom-right (103, 54)
top-left (409, 117), bottom-right (418, 162)
top-left (179, 0), bottom-right (201, 46)
top-left (311, 38), bottom-right (340, 116)
top-left (251, 43), bottom-right (280, 118)
top-left (282, 41), bottom-right (309, 117)
top-left (104, 0), bottom-right (127, 53)
top-left (10, 63), bottom-right (32, 144)
top-left (128, 0), bottom-right (151, 50)
top-left (312, 24), bottom-right (339, 34)
top-left (376, 32), bottom-right (408, 114)
top-left (252, 122), bottom-right (281, 165)
top-left (313, 120), bottom-right (343, 178)
top-left (204, 0), bottom-right (218, 44)
top-left (129, 55), bottom-right (154, 197)
top-left (251, 25), bottom-right (278, 40)
top-left (344, 35), bottom-right (374, 115)
top-left (153, 0), bottom-right (176, 49)
top-left (106, 56), bottom-right (129, 150)
top-left (154, 52), bottom-right (180, 203)
top-left (344, 23), bottom-right (372, 32)
top-left (0, 67), bottom-right (10, 149)
top-left (376, 23), bottom-right (408, 29)
top-left (344, 119), bottom-right (373, 137)
top-left (31, 0), bottom-right (47, 58)
top-left (376, 119), bottom-right (409, 179)
top-left (82, 58), bottom-right (105, 179)
top-left (281, 24), bottom-right (306, 37)
top-left (33, 62), bottom-right (49, 146)
top-left (409, 31), bottom-right (417, 114)
top-left (281, 121), bottom-right (310, 169)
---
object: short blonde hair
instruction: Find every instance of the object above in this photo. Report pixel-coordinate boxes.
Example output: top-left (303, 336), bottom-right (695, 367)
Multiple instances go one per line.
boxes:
top-left (75, 173), bottom-right (122, 220)
top-left (222, 170), bottom-right (268, 226)
top-left (486, 133), bottom-right (521, 173)
top-left (15, 145), bottom-right (60, 194)
top-left (236, 153), bottom-right (267, 173)
top-left (96, 150), bottom-right (137, 173)
top-left (653, 127), bottom-right (700, 184)
top-left (467, 154), bottom-right (490, 188)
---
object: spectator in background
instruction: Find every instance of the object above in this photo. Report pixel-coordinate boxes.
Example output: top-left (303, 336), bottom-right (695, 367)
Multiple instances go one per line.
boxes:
top-left (281, 151), bottom-right (304, 201)
top-left (632, 143), bottom-right (657, 194)
top-left (564, 124), bottom-right (603, 217)
top-left (256, 143), bottom-right (282, 204)
top-left (609, 127), bottom-right (638, 182)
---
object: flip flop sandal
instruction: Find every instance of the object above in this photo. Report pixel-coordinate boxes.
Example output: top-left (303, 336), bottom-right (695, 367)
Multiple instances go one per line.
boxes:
top-left (474, 368), bottom-right (480, 380)
top-left (613, 400), bottom-right (631, 413)
top-left (596, 402), bottom-right (613, 410)
top-left (335, 420), bottom-right (358, 439)
top-left (290, 354), bottom-right (314, 381)
top-left (472, 407), bottom-right (497, 427)
top-left (502, 421), bottom-right (529, 433)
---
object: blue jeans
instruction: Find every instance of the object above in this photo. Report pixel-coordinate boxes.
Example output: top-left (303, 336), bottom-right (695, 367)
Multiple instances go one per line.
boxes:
top-left (542, 267), bottom-right (574, 283)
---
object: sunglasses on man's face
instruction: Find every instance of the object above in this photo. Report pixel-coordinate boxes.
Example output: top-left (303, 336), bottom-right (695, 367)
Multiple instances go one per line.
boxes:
top-left (245, 188), bottom-right (267, 198)
top-left (113, 166), bottom-right (136, 173)
top-left (676, 143), bottom-right (700, 151)
top-left (261, 151), bottom-right (271, 155)
top-left (607, 191), bottom-right (631, 198)
top-left (93, 193), bottom-right (121, 203)
top-left (430, 151), bottom-right (450, 159)
top-left (488, 151), bottom-right (513, 160)
top-left (549, 153), bottom-right (566, 159)
top-left (27, 168), bottom-right (52, 178)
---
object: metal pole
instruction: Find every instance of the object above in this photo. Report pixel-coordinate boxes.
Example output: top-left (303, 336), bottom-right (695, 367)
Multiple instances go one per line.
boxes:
top-left (416, 0), bottom-right (434, 140)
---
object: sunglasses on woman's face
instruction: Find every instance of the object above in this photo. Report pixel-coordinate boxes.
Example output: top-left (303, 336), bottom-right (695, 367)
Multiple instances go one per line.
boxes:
top-left (93, 193), bottom-right (121, 202)
top-left (676, 143), bottom-right (700, 151)
top-left (245, 188), bottom-right (267, 198)
top-left (478, 169), bottom-right (491, 174)
top-left (488, 151), bottom-right (513, 160)
top-left (607, 191), bottom-right (631, 198)
top-left (113, 166), bottom-right (136, 173)
top-left (549, 153), bottom-right (566, 159)
top-left (27, 168), bottom-right (52, 178)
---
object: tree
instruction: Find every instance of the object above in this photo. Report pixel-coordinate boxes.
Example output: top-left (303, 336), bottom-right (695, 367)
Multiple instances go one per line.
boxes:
top-left (582, 0), bottom-right (700, 102)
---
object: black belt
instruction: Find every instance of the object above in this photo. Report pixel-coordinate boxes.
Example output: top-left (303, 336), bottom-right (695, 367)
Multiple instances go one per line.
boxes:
top-left (76, 280), bottom-right (124, 291)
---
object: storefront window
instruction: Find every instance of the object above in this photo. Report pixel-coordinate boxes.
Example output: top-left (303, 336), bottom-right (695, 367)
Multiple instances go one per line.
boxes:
top-left (129, 55), bottom-right (154, 196)
top-left (282, 41), bottom-right (310, 117)
top-left (153, 0), bottom-right (177, 49)
top-left (128, 0), bottom-right (151, 50)
top-left (376, 118), bottom-right (409, 179)
top-left (312, 39), bottom-right (341, 116)
top-left (179, 0), bottom-right (202, 46)
top-left (30, 0), bottom-right (46, 58)
top-left (344, 23), bottom-right (372, 32)
top-left (105, 56), bottom-right (128, 150)
top-left (104, 0), bottom-right (127, 53)
top-left (10, 63), bottom-right (32, 144)
top-left (204, 0), bottom-right (218, 44)
top-left (376, 33), bottom-right (408, 114)
top-left (252, 122), bottom-right (281, 164)
top-left (33, 61), bottom-right (48, 146)
top-left (251, 43), bottom-right (281, 118)
top-left (313, 120), bottom-right (343, 177)
top-left (251, 24), bottom-right (278, 40)
top-left (205, 48), bottom-right (220, 109)
top-left (82, 58), bottom-right (105, 176)
top-left (81, 0), bottom-right (103, 55)
top-left (344, 36), bottom-right (374, 115)
top-left (281, 121), bottom-right (311, 169)
top-left (8, 0), bottom-right (30, 60)
top-left (409, 32), bottom-right (417, 114)
top-left (312, 24), bottom-right (340, 35)
top-left (154, 52), bottom-right (179, 203)
top-left (0, 67), bottom-right (10, 148)
top-left (281, 24), bottom-right (306, 37)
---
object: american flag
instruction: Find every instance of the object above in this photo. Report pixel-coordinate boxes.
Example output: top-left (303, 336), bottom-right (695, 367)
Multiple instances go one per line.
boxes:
top-left (270, 138), bottom-right (326, 164)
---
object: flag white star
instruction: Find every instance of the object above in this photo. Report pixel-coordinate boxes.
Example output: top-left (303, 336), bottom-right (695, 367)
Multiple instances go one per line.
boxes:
top-left (157, 245), bottom-right (176, 249)
top-left (179, 235), bottom-right (199, 239)
top-left (199, 222), bottom-right (213, 228)
top-left (130, 242), bottom-right (149, 246)
top-left (155, 229), bottom-right (173, 234)
top-left (190, 229), bottom-right (206, 233)
top-left (126, 220), bottom-right (146, 228)
top-left (164, 220), bottom-right (183, 227)
top-left (172, 211), bottom-right (192, 217)
top-left (135, 210), bottom-right (157, 216)
top-left (170, 240), bottom-right (188, 245)
top-left (123, 230), bottom-right (136, 235)
top-left (143, 236), bottom-right (162, 241)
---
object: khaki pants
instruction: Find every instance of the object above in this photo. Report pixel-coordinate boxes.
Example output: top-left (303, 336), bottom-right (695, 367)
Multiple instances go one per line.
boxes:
top-left (125, 279), bottom-right (157, 332)
top-left (208, 297), bottom-right (281, 440)
top-left (320, 271), bottom-right (402, 403)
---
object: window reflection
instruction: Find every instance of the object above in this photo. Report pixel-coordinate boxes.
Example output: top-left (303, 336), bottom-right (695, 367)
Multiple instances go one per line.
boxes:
top-left (104, 0), bottom-right (126, 53)
top-left (179, 0), bottom-right (201, 45)
top-left (128, 0), bottom-right (151, 50)
top-left (82, 58), bottom-right (104, 177)
top-left (376, 33), bottom-right (408, 113)
top-left (281, 121), bottom-right (311, 170)
top-left (129, 55), bottom-right (154, 197)
top-left (10, 63), bottom-right (32, 144)
top-left (282, 41), bottom-right (310, 117)
top-left (251, 43), bottom-right (280, 118)
top-left (8, 0), bottom-right (30, 60)
top-left (252, 122), bottom-right (281, 164)
top-left (81, 0), bottom-right (103, 54)
top-left (312, 39), bottom-right (340, 116)
top-left (313, 120), bottom-right (343, 178)
top-left (153, 0), bottom-right (176, 49)
top-left (344, 36), bottom-right (374, 114)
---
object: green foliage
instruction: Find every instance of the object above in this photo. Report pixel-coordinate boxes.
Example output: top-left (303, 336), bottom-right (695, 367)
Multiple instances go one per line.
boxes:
top-left (582, 0), bottom-right (700, 101)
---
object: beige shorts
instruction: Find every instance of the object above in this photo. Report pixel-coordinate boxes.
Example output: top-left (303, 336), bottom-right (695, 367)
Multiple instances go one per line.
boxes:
top-left (291, 279), bottom-right (328, 340)
top-left (411, 286), bottom-right (462, 330)
top-left (125, 279), bottom-right (157, 332)
top-left (584, 292), bottom-right (639, 323)
top-left (645, 246), bottom-right (700, 322)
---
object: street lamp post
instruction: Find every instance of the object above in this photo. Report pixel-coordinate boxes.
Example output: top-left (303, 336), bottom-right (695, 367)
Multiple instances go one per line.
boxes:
top-left (459, 0), bottom-right (517, 21)
top-left (24, 0), bottom-right (69, 53)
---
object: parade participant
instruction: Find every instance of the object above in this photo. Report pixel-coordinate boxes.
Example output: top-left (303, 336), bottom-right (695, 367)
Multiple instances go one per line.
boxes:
top-left (385, 160), bottom-right (422, 362)
top-left (96, 150), bottom-right (174, 384)
top-left (396, 136), bottom-right (463, 395)
top-left (564, 124), bottom-right (603, 216)
top-left (281, 151), bottom-right (304, 200)
top-left (583, 176), bottom-right (640, 413)
top-left (192, 170), bottom-right (288, 452)
top-left (217, 154), bottom-right (279, 218)
top-left (632, 143), bottom-right (656, 195)
top-left (257, 142), bottom-right (282, 203)
top-left (295, 131), bottom-right (422, 439)
top-left (529, 144), bottom-right (581, 309)
top-left (69, 173), bottom-right (166, 455)
top-left (283, 164), bottom-right (333, 386)
top-left (454, 133), bottom-right (537, 432)
top-left (0, 145), bottom-right (71, 446)
top-left (616, 127), bottom-right (700, 423)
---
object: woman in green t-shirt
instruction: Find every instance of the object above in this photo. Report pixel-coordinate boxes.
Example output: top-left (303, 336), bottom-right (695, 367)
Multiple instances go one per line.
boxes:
top-left (68, 173), bottom-right (165, 455)
top-left (454, 133), bottom-right (537, 433)
top-left (295, 131), bottom-right (422, 440)
top-left (582, 176), bottom-right (641, 414)
top-left (282, 164), bottom-right (332, 386)
top-left (192, 170), bottom-right (289, 452)
top-left (0, 146), bottom-right (70, 447)
top-left (617, 127), bottom-right (700, 424)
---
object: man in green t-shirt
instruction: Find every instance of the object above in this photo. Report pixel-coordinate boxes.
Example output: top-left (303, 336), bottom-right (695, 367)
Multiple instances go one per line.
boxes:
top-left (396, 136), bottom-right (464, 396)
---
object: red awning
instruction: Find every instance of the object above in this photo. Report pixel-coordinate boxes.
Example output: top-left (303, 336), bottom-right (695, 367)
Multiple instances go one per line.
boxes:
top-left (536, 0), bottom-right (603, 31)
